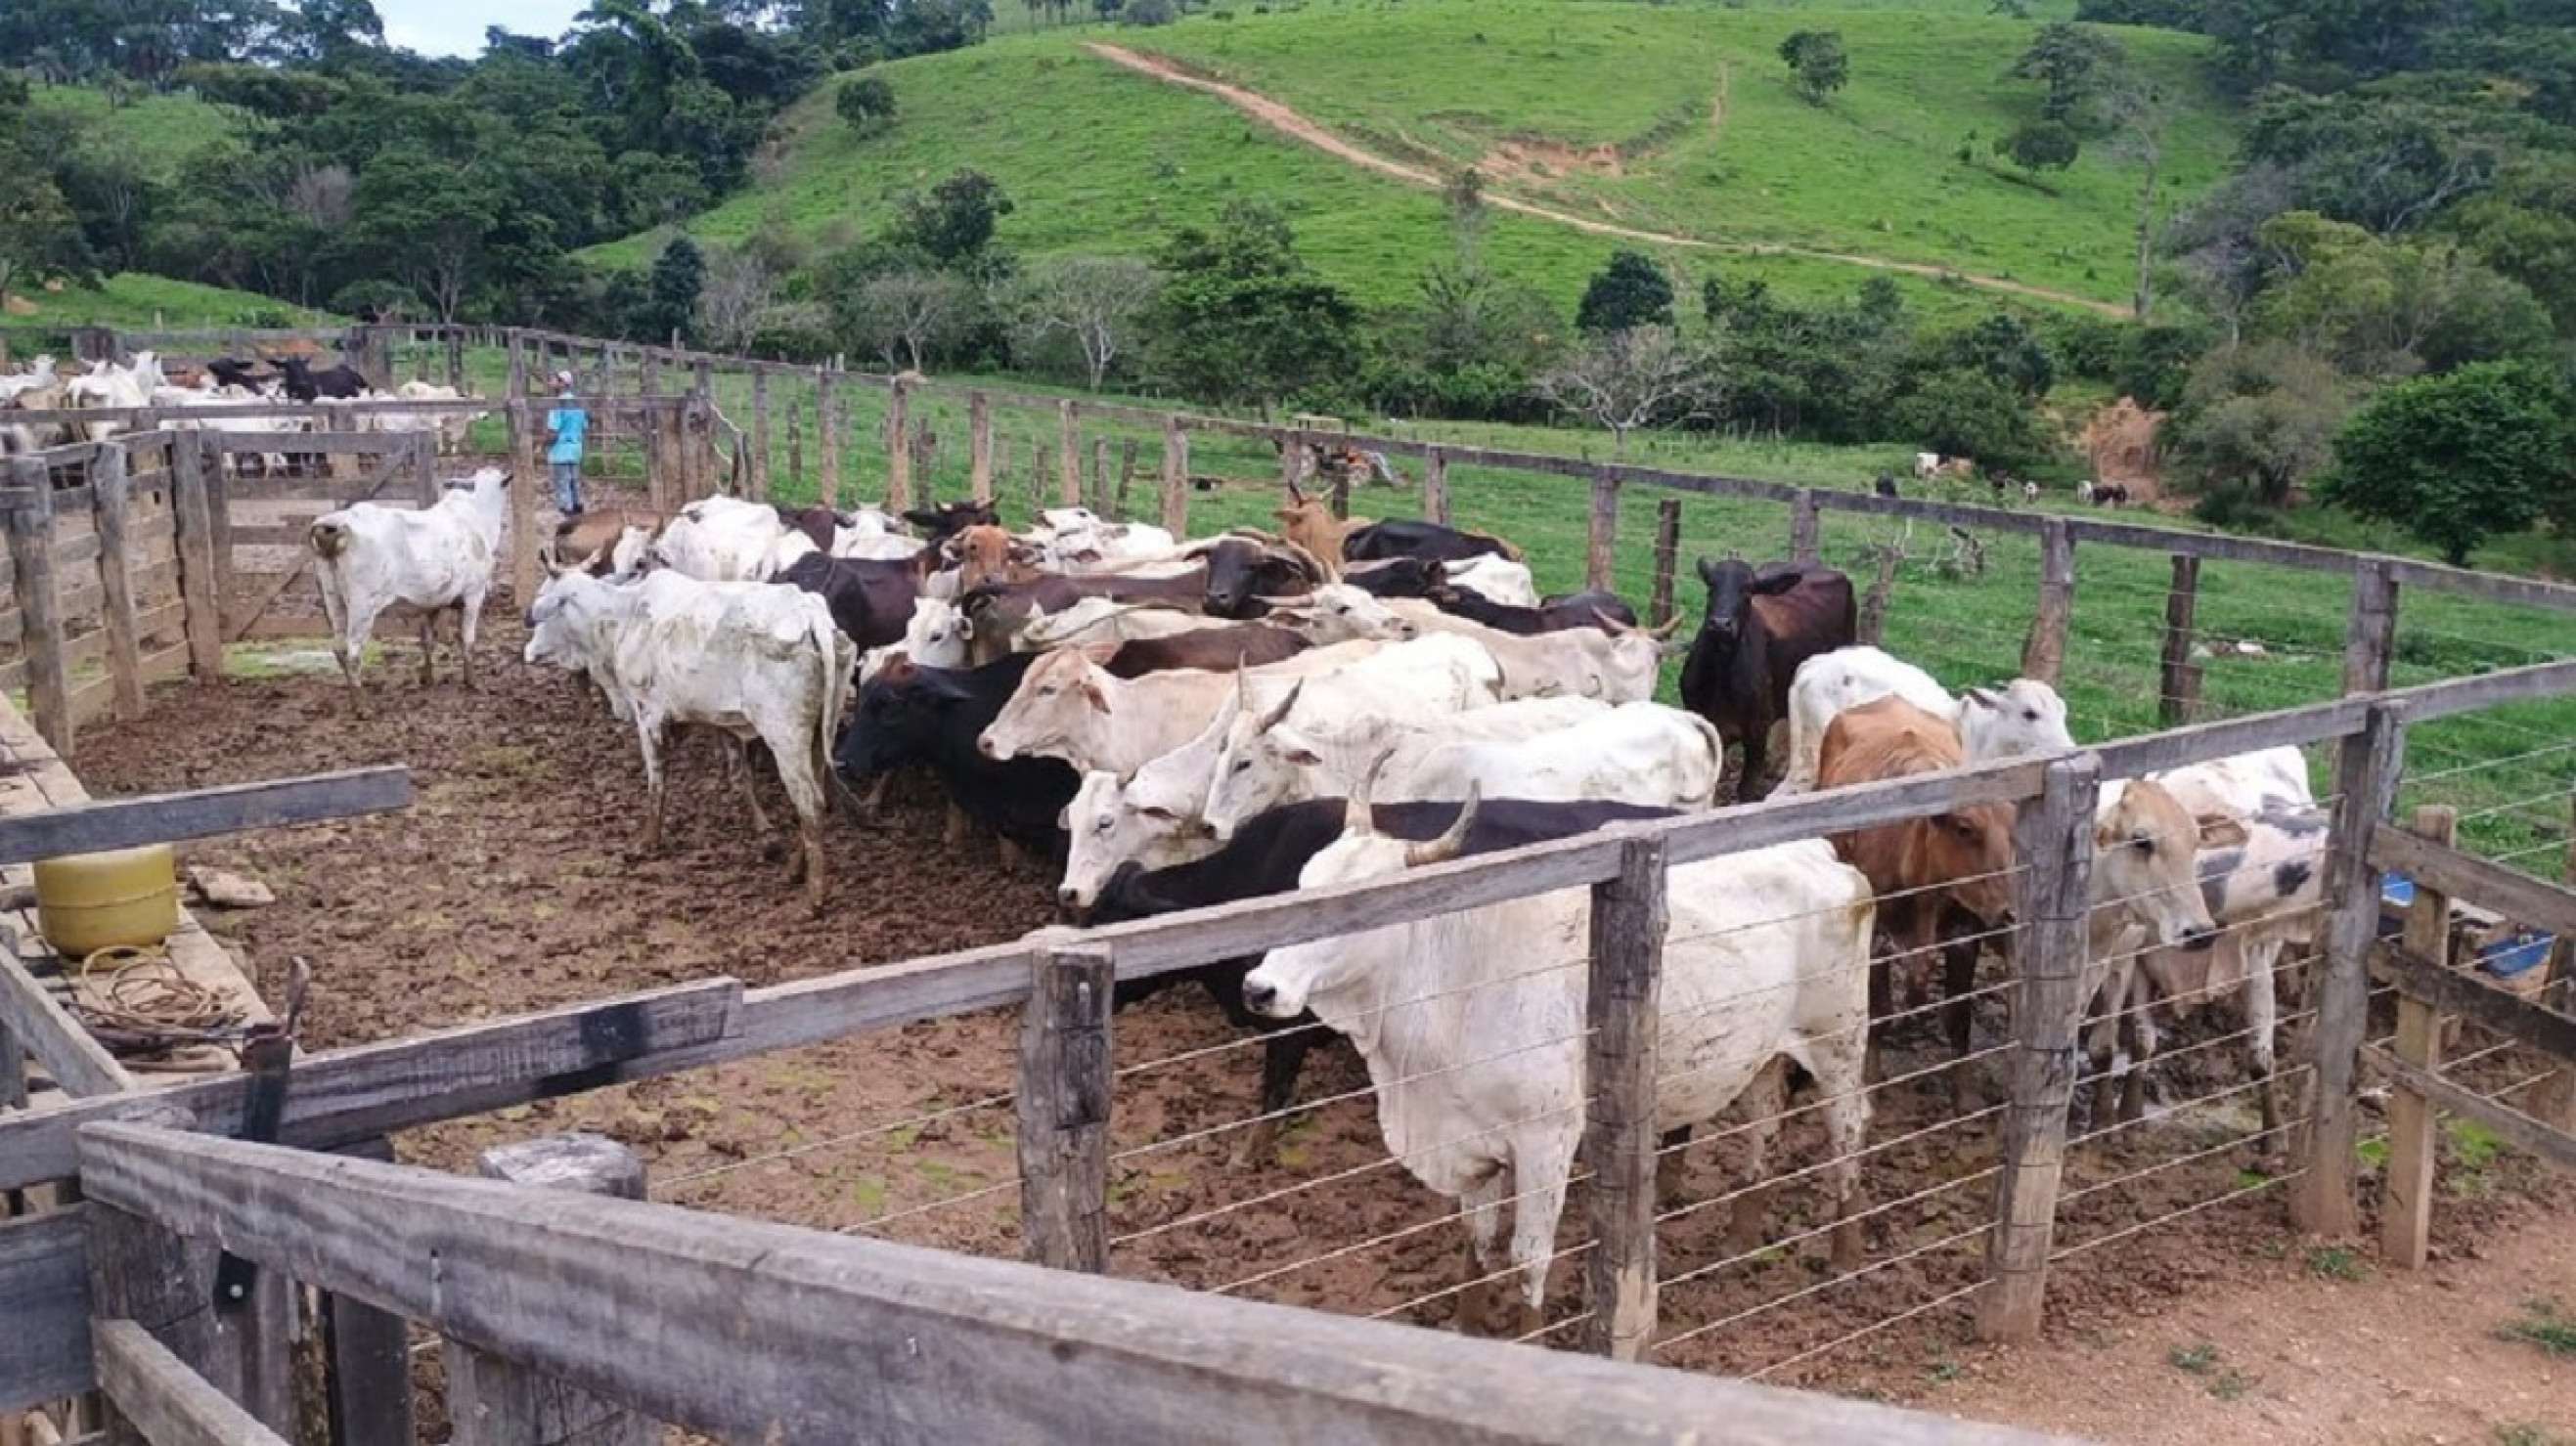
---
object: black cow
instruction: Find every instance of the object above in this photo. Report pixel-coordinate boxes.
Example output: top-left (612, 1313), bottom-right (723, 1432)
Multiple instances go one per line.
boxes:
top-left (833, 653), bottom-right (1076, 854)
top-left (1424, 585), bottom-right (1638, 635)
top-left (1201, 538), bottom-right (1323, 619)
top-left (772, 551), bottom-right (927, 648)
top-left (1342, 519), bottom-right (1521, 565)
top-left (1873, 472), bottom-right (1900, 500)
top-left (901, 500), bottom-right (999, 544)
top-left (1105, 625), bottom-right (1310, 678)
top-left (773, 504), bottom-right (850, 554)
top-left (204, 358), bottom-right (272, 391)
top-left (277, 356), bottom-right (367, 402)
top-left (1678, 557), bottom-right (1855, 801)
top-left (2093, 482), bottom-right (2131, 507)
top-left (1341, 556), bottom-right (1444, 599)
top-left (1087, 795), bottom-right (1677, 1156)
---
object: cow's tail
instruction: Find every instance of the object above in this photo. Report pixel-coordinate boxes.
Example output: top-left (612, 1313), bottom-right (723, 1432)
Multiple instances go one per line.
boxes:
top-left (810, 607), bottom-right (864, 820)
top-left (310, 520), bottom-right (351, 642)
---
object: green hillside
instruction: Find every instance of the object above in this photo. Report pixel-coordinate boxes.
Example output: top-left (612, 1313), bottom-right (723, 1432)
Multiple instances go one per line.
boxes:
top-left (589, 0), bottom-right (2240, 316)
top-left (22, 83), bottom-right (233, 180)
top-left (3, 273), bottom-right (324, 330)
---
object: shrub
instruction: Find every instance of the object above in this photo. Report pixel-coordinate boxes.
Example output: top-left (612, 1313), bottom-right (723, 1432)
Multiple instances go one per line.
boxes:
top-left (835, 74), bottom-right (897, 137)
top-left (1124, 0), bottom-right (1179, 23)
top-left (2325, 360), bottom-right (2576, 564)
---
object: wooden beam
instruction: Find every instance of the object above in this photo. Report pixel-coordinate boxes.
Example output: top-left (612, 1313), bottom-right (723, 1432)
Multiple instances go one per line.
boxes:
top-left (1016, 944), bottom-right (1113, 1273)
top-left (2157, 553), bottom-right (2200, 728)
top-left (168, 437), bottom-right (221, 681)
top-left (2367, 825), bottom-right (2576, 942)
top-left (92, 1321), bottom-right (289, 1446)
top-left (2090, 698), bottom-right (2371, 781)
top-left (0, 767), bottom-right (412, 866)
top-left (0, 1209), bottom-right (91, 1413)
top-left (74, 1125), bottom-right (2065, 1446)
top-left (2294, 703), bottom-right (2405, 1237)
top-left (2361, 1047), bottom-right (2576, 1175)
top-left (1579, 833), bottom-right (1666, 1361)
top-left (2395, 658), bottom-right (2576, 723)
top-left (2382, 806), bottom-right (2455, 1270)
top-left (2021, 519), bottom-right (2072, 688)
top-left (7, 463), bottom-right (72, 760)
top-left (89, 449), bottom-right (146, 723)
top-left (320, 1139), bottom-right (411, 1446)
top-left (87, 1179), bottom-right (293, 1439)
top-left (2371, 941), bottom-right (2576, 1063)
top-left (0, 952), bottom-right (134, 1098)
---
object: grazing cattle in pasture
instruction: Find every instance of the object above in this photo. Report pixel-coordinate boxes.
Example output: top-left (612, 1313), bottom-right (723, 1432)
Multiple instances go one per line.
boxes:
top-left (1243, 799), bottom-right (1875, 1333)
top-left (1874, 472), bottom-right (1900, 499)
top-left (1342, 517), bottom-right (1523, 565)
top-left (2075, 480), bottom-right (2095, 504)
top-left (278, 356), bottom-right (368, 402)
top-left (903, 499), bottom-right (999, 544)
top-left (2022, 481), bottom-right (2040, 504)
top-left (524, 568), bottom-right (856, 908)
top-left (1776, 647), bottom-right (2071, 796)
top-left (834, 653), bottom-right (1078, 856)
top-left (1913, 452), bottom-right (1940, 479)
top-left (771, 550), bottom-right (929, 649)
top-left (2092, 482), bottom-right (2131, 507)
top-left (1104, 624), bottom-right (1312, 678)
top-left (1678, 558), bottom-right (1856, 799)
top-left (309, 466), bottom-right (510, 711)
top-left (1084, 795), bottom-right (1678, 1164)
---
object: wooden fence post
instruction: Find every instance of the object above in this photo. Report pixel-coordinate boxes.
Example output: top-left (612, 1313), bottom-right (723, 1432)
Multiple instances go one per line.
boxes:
top-left (691, 359), bottom-right (712, 402)
top-left (90, 446), bottom-right (146, 723)
top-left (1017, 942), bottom-right (1114, 1273)
top-left (323, 1138), bottom-right (413, 1446)
top-left (412, 431), bottom-right (438, 508)
top-left (885, 376), bottom-right (912, 512)
top-left (749, 369), bottom-right (772, 503)
top-left (446, 329), bottom-right (465, 390)
top-left (1977, 753), bottom-right (2101, 1343)
top-left (2020, 519), bottom-right (2073, 686)
top-left (87, 1159), bottom-right (298, 1438)
top-left (1116, 437), bottom-right (1138, 521)
top-left (1056, 401), bottom-right (1082, 507)
top-left (969, 392), bottom-right (994, 504)
top-left (2292, 702), bottom-right (2406, 1237)
top-left (817, 369), bottom-right (840, 509)
top-left (1586, 469), bottom-right (1620, 592)
top-left (2533, 801), bottom-right (2576, 1131)
top-left (508, 401), bottom-right (539, 603)
top-left (1579, 833), bottom-right (1666, 1361)
top-left (1789, 489), bottom-right (1821, 568)
top-left (2342, 558), bottom-right (2399, 696)
top-left (786, 409), bottom-right (804, 501)
top-left (4, 463), bottom-right (70, 758)
top-left (444, 1135), bottom-right (654, 1446)
top-left (167, 443), bottom-right (223, 684)
top-left (1091, 438), bottom-right (1112, 517)
top-left (638, 350), bottom-right (659, 405)
top-left (1649, 498), bottom-right (1682, 630)
top-left (506, 331), bottom-right (527, 401)
top-left (2158, 553), bottom-right (2202, 726)
top-left (1160, 416), bottom-right (1188, 538)
top-left (1280, 429), bottom-right (1306, 503)
top-left (2381, 805), bottom-right (2456, 1270)
top-left (1424, 445), bottom-right (1451, 526)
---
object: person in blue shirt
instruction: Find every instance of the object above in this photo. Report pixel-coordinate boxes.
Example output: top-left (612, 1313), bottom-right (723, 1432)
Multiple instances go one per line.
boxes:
top-left (544, 371), bottom-right (588, 515)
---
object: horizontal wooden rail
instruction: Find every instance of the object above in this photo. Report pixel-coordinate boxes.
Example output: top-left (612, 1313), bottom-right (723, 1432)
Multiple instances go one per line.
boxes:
top-left (94, 1319), bottom-right (291, 1446)
top-left (0, 950), bottom-right (138, 1098)
top-left (2089, 698), bottom-right (2372, 779)
top-left (2371, 942), bottom-right (2576, 1062)
top-left (2367, 826), bottom-right (2576, 942)
top-left (2362, 1046), bottom-right (2576, 1173)
top-left (2388, 658), bottom-right (2576, 722)
top-left (0, 1208), bottom-right (93, 1412)
top-left (73, 1125), bottom-right (2065, 1444)
top-left (0, 767), bottom-right (414, 865)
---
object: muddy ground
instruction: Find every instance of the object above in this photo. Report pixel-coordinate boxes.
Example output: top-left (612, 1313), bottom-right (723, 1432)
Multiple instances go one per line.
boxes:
top-left (76, 620), bottom-right (2571, 1437)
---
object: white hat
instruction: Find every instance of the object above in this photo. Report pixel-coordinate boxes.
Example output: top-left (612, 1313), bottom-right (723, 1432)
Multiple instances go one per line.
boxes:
top-left (554, 371), bottom-right (574, 387)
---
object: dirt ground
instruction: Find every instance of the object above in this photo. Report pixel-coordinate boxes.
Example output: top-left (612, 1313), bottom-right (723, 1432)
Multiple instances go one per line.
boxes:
top-left (73, 623), bottom-right (2576, 1440)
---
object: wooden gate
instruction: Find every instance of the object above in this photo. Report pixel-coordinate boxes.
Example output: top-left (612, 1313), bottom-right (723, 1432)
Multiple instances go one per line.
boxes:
top-left (211, 431), bottom-right (437, 642)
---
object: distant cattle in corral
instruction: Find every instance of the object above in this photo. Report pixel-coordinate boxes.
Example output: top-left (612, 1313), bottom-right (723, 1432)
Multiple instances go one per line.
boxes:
top-left (278, 356), bottom-right (368, 402)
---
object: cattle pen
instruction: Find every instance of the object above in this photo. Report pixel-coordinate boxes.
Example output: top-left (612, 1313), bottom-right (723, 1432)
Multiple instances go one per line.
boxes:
top-left (0, 324), bottom-right (2572, 1442)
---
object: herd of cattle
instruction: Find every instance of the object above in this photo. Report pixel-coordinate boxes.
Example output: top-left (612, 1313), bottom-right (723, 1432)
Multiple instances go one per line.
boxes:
top-left (290, 460), bottom-right (2334, 1331)
top-left (1898, 451), bottom-right (2137, 507)
top-left (0, 352), bottom-right (482, 464)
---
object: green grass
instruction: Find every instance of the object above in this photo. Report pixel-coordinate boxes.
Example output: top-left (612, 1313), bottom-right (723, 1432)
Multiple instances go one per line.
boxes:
top-left (22, 83), bottom-right (236, 181)
top-left (0, 273), bottom-right (335, 333)
top-left (584, 0), bottom-right (2241, 316)
top-left (2503, 1299), bottom-right (2576, 1359)
top-left (2303, 1245), bottom-right (2370, 1282)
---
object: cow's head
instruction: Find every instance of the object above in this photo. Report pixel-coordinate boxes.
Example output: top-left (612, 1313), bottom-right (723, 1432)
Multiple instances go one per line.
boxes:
top-left (835, 658), bottom-right (942, 780)
top-left (1242, 786), bottom-right (1480, 1021)
top-left (1695, 556), bottom-right (1801, 647)
top-left (1055, 767), bottom-right (1219, 917)
top-left (2093, 779), bottom-right (2227, 951)
top-left (1271, 497), bottom-right (1352, 573)
top-left (521, 568), bottom-right (609, 672)
top-left (1346, 556), bottom-right (1443, 599)
top-left (977, 646), bottom-right (1111, 762)
top-left (898, 597), bottom-right (974, 671)
top-left (1203, 539), bottom-right (1319, 619)
top-left (901, 500), bottom-right (999, 543)
top-left (1202, 676), bottom-right (1319, 841)
top-left (1266, 584), bottom-right (1415, 644)
top-left (1959, 679), bottom-right (2074, 762)
top-left (1905, 802), bottom-right (2019, 927)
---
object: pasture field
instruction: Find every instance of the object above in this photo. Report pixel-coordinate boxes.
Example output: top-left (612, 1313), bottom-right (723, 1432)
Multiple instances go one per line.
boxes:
top-left (0, 273), bottom-right (321, 331)
top-left (21, 83), bottom-right (233, 180)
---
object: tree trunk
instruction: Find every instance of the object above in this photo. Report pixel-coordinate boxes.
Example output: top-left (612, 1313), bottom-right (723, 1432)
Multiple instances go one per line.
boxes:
top-left (2132, 155), bottom-right (2160, 322)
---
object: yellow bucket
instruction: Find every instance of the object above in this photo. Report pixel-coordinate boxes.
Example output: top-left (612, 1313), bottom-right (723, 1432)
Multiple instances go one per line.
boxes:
top-left (34, 846), bottom-right (180, 958)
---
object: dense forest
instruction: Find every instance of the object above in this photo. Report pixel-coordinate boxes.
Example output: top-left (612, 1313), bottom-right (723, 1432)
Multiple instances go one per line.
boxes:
top-left (3, 0), bottom-right (2573, 561)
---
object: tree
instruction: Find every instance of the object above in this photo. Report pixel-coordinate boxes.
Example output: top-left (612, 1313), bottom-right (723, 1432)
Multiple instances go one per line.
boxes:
top-left (345, 149), bottom-right (501, 323)
top-left (835, 73), bottom-right (895, 135)
top-left (0, 149), bottom-right (92, 305)
top-left (892, 169), bottom-right (1013, 267)
top-left (1576, 250), bottom-right (1674, 334)
top-left (1893, 369), bottom-right (2053, 469)
top-left (2165, 341), bottom-right (2351, 506)
top-left (1778, 30), bottom-right (1848, 106)
top-left (1012, 255), bottom-right (1161, 389)
top-left (2325, 361), bottom-right (2576, 564)
top-left (1145, 202), bottom-right (1358, 412)
top-left (1997, 119), bottom-right (2079, 177)
top-left (2248, 212), bottom-right (2554, 376)
top-left (848, 269), bottom-right (969, 370)
top-left (1534, 325), bottom-right (1724, 459)
top-left (640, 235), bottom-right (706, 343)
top-left (2010, 22), bottom-right (2122, 124)
top-left (696, 244), bottom-right (780, 353)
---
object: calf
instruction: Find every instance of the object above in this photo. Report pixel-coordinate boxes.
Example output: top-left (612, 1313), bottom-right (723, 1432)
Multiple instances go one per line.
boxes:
top-left (309, 467), bottom-right (510, 712)
top-left (278, 356), bottom-right (367, 402)
top-left (525, 569), bottom-right (856, 908)
top-left (1777, 647), bottom-right (2071, 795)
top-left (834, 653), bottom-right (1077, 855)
top-left (1678, 558), bottom-right (1856, 799)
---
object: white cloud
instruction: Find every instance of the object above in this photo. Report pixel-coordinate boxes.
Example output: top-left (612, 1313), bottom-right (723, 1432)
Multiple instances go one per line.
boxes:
top-left (379, 0), bottom-right (594, 59)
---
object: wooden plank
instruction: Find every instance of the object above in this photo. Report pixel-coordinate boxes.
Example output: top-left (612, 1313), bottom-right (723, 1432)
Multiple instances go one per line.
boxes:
top-left (200, 433), bottom-right (401, 457)
top-left (86, 1184), bottom-right (294, 1441)
top-left (92, 1322), bottom-right (289, 1446)
top-left (2157, 553), bottom-right (2200, 728)
top-left (1016, 944), bottom-right (1113, 1273)
top-left (319, 1140), bottom-right (412, 1446)
top-left (2386, 657), bottom-right (2576, 723)
top-left (1585, 471), bottom-right (1619, 592)
top-left (8, 465), bottom-right (72, 760)
top-left (169, 439), bottom-right (222, 682)
top-left (0, 954), bottom-right (137, 1098)
top-left (2371, 941), bottom-right (2576, 1063)
top-left (1579, 833), bottom-right (1666, 1361)
top-left (1159, 415), bottom-right (1186, 538)
top-left (2089, 698), bottom-right (2371, 781)
top-left (2342, 557), bottom-right (2397, 696)
top-left (1423, 446), bottom-right (1450, 526)
top-left (1978, 757), bottom-right (2101, 1343)
top-left (2293, 703), bottom-right (2405, 1236)
top-left (0, 767), bottom-right (412, 866)
top-left (74, 1125), bottom-right (2066, 1446)
top-left (2369, 824), bottom-right (2576, 942)
top-left (0, 978), bottom-right (741, 1193)
top-left (2382, 806), bottom-right (2455, 1270)
top-left (1788, 490), bottom-right (1821, 568)
top-left (0, 1208), bottom-right (91, 1414)
top-left (89, 451), bottom-right (145, 723)
top-left (1057, 400), bottom-right (1081, 507)
top-left (2020, 519), bottom-right (2072, 688)
top-left (2361, 1047), bottom-right (2576, 1174)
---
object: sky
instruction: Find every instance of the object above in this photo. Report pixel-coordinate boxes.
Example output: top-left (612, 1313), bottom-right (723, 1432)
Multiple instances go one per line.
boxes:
top-left (377, 0), bottom-right (594, 59)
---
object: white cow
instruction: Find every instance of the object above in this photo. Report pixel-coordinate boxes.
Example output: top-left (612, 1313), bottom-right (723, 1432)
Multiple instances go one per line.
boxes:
top-left (1244, 801), bottom-right (1876, 1331)
top-left (1400, 703), bottom-right (1725, 810)
top-left (64, 355), bottom-right (152, 442)
top-left (522, 567), bottom-right (855, 908)
top-left (1031, 507), bottom-right (1177, 569)
top-left (858, 596), bottom-right (974, 684)
top-left (1014, 598), bottom-right (1222, 651)
top-left (390, 380), bottom-right (488, 455)
top-left (1913, 452), bottom-right (1942, 479)
top-left (1385, 600), bottom-right (1667, 705)
top-left (1262, 583), bottom-right (1420, 645)
top-left (309, 466), bottom-right (510, 709)
top-left (1441, 554), bottom-right (1539, 608)
top-left (651, 497), bottom-right (817, 581)
top-left (1776, 647), bottom-right (2073, 795)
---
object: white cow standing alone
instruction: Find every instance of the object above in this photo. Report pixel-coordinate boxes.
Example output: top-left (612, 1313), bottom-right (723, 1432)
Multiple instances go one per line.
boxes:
top-left (1244, 797), bottom-right (1876, 1335)
top-left (309, 465), bottom-right (510, 710)
top-left (523, 568), bottom-right (857, 908)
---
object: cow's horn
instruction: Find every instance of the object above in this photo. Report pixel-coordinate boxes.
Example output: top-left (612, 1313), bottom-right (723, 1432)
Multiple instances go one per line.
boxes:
top-left (1592, 607), bottom-right (1636, 635)
top-left (1649, 615), bottom-right (1685, 641)
top-left (1255, 679), bottom-right (1303, 733)
top-left (1345, 747), bottom-right (1396, 836)
top-left (1280, 536), bottom-right (1336, 582)
top-left (1405, 784), bottom-right (1481, 867)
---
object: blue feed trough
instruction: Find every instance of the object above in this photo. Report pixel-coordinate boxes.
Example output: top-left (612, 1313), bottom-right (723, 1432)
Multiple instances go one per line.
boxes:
top-left (2380, 870), bottom-right (2558, 984)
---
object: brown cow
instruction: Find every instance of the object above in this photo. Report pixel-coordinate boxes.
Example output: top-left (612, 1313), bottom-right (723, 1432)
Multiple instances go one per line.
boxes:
top-left (548, 507), bottom-right (670, 577)
top-left (1104, 625), bottom-right (1312, 679)
top-left (952, 524), bottom-right (1033, 593)
top-left (1273, 493), bottom-right (1358, 576)
top-left (1818, 696), bottom-right (2016, 1067)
